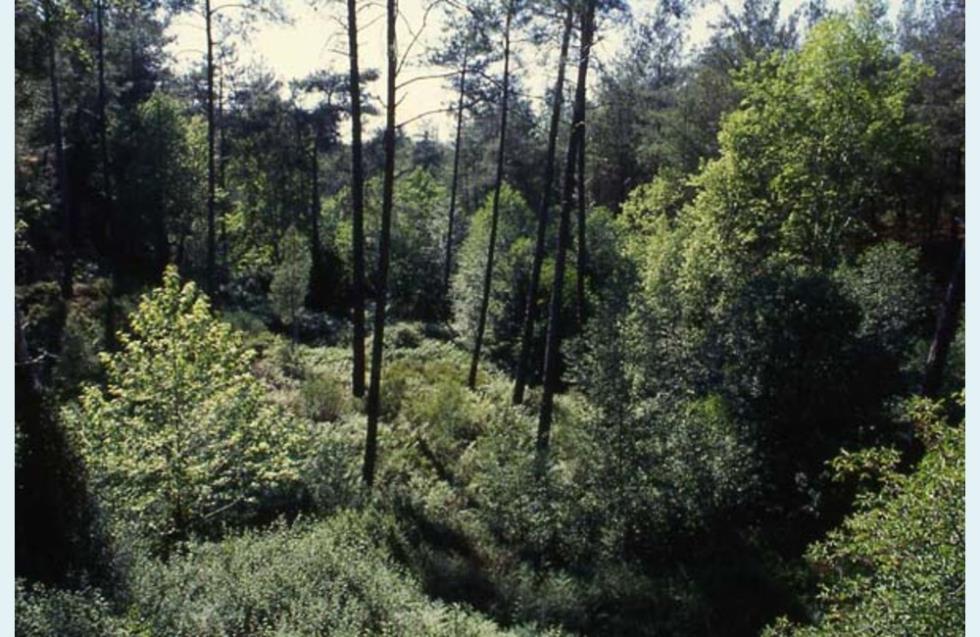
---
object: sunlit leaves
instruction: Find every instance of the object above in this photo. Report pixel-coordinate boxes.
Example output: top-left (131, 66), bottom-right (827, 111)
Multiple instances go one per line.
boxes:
top-left (66, 266), bottom-right (309, 549)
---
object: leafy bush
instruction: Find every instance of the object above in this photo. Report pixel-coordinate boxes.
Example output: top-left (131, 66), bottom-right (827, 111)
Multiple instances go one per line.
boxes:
top-left (765, 395), bottom-right (964, 636)
top-left (64, 266), bottom-right (312, 550)
top-left (126, 510), bottom-right (527, 636)
top-left (15, 581), bottom-right (140, 637)
top-left (301, 415), bottom-right (364, 514)
top-left (391, 321), bottom-right (425, 349)
top-left (298, 369), bottom-right (348, 422)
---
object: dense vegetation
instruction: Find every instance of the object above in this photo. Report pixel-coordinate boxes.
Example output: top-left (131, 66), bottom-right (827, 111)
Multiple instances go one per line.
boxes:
top-left (15, 0), bottom-right (964, 635)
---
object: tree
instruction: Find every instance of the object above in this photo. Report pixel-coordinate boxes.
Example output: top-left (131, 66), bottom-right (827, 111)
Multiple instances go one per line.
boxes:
top-left (538, 0), bottom-right (596, 457)
top-left (680, 5), bottom-right (927, 274)
top-left (345, 0), bottom-right (368, 398)
top-left (269, 226), bottom-right (312, 344)
top-left (589, 2), bottom-right (686, 208)
top-left (513, 3), bottom-right (574, 405)
top-left (898, 0), bottom-right (964, 240)
top-left (116, 92), bottom-right (205, 278)
top-left (468, 0), bottom-right (520, 389)
top-left (39, 0), bottom-right (73, 299)
top-left (575, 111), bottom-right (587, 326)
top-left (922, 237), bottom-right (964, 396)
top-left (389, 169), bottom-right (450, 319)
top-left (65, 267), bottom-right (307, 550)
top-left (294, 70), bottom-right (349, 311)
top-left (452, 183), bottom-right (537, 364)
top-left (429, 3), bottom-right (494, 305)
top-left (94, 0), bottom-right (117, 349)
top-left (172, 0), bottom-right (288, 298)
top-left (595, 1), bottom-right (934, 534)
top-left (362, 0), bottom-right (397, 487)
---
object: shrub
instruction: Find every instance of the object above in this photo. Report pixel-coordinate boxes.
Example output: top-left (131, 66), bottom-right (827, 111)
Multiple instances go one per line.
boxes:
top-left (298, 369), bottom-right (348, 422)
top-left (764, 395), bottom-right (964, 636)
top-left (127, 511), bottom-right (526, 636)
top-left (301, 415), bottom-right (364, 513)
top-left (391, 321), bottom-right (425, 349)
top-left (15, 581), bottom-right (140, 637)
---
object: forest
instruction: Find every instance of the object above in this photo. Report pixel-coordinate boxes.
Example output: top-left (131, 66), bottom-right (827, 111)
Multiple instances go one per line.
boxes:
top-left (14, 0), bottom-right (965, 634)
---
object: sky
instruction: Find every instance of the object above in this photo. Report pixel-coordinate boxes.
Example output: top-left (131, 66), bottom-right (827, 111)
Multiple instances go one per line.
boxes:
top-left (165, 0), bottom-right (904, 140)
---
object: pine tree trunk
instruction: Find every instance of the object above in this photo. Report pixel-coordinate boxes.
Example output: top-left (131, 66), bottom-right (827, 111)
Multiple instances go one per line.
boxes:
top-left (310, 129), bottom-right (323, 306)
top-left (922, 239), bottom-right (965, 397)
top-left (575, 110), bottom-right (588, 328)
top-left (152, 95), bottom-right (170, 273)
top-left (46, 8), bottom-right (72, 300)
top-left (468, 0), bottom-right (515, 389)
top-left (513, 6), bottom-right (573, 405)
top-left (443, 52), bottom-right (468, 303)
top-left (205, 0), bottom-right (217, 298)
top-left (362, 0), bottom-right (397, 488)
top-left (217, 68), bottom-right (227, 271)
top-left (96, 0), bottom-right (117, 348)
top-left (538, 0), bottom-right (595, 461)
top-left (347, 0), bottom-right (367, 397)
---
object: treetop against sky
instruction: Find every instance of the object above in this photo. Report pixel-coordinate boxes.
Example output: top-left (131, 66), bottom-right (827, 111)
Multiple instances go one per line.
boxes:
top-left (165, 0), bottom-right (903, 140)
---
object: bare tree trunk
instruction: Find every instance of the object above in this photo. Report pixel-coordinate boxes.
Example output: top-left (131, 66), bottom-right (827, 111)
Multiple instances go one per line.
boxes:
top-left (46, 7), bottom-right (72, 301)
top-left (443, 51), bottom-right (468, 302)
top-left (513, 6), bottom-right (573, 405)
top-left (310, 129), bottom-right (322, 290)
top-left (205, 0), bottom-right (217, 298)
top-left (152, 94), bottom-right (171, 272)
top-left (362, 0), bottom-right (397, 488)
top-left (575, 108), bottom-right (588, 328)
top-left (468, 0), bottom-right (515, 389)
top-left (922, 239), bottom-right (965, 397)
top-left (538, 0), bottom-right (595, 461)
top-left (217, 67), bottom-right (227, 271)
top-left (96, 0), bottom-right (117, 348)
top-left (347, 0), bottom-right (367, 397)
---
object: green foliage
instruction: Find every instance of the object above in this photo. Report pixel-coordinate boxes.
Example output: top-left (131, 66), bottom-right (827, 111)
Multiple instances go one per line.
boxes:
top-left (597, 7), bottom-right (934, 538)
top-left (765, 395), bottom-right (964, 636)
top-left (835, 240), bottom-right (927, 355)
top-left (268, 225), bottom-right (311, 332)
top-left (620, 6), bottom-right (929, 329)
top-left (620, 167), bottom-right (692, 239)
top-left (14, 0), bottom-right (964, 633)
top-left (297, 368), bottom-right (348, 422)
top-left (126, 511), bottom-right (522, 636)
top-left (452, 183), bottom-right (543, 361)
top-left (389, 170), bottom-right (451, 319)
top-left (118, 91), bottom-right (206, 282)
top-left (64, 266), bottom-right (311, 549)
top-left (15, 581), bottom-right (141, 637)
top-left (580, 205), bottom-right (634, 308)
top-left (300, 414), bottom-right (363, 514)
top-left (716, 8), bottom-right (927, 265)
top-left (330, 170), bottom-right (450, 320)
